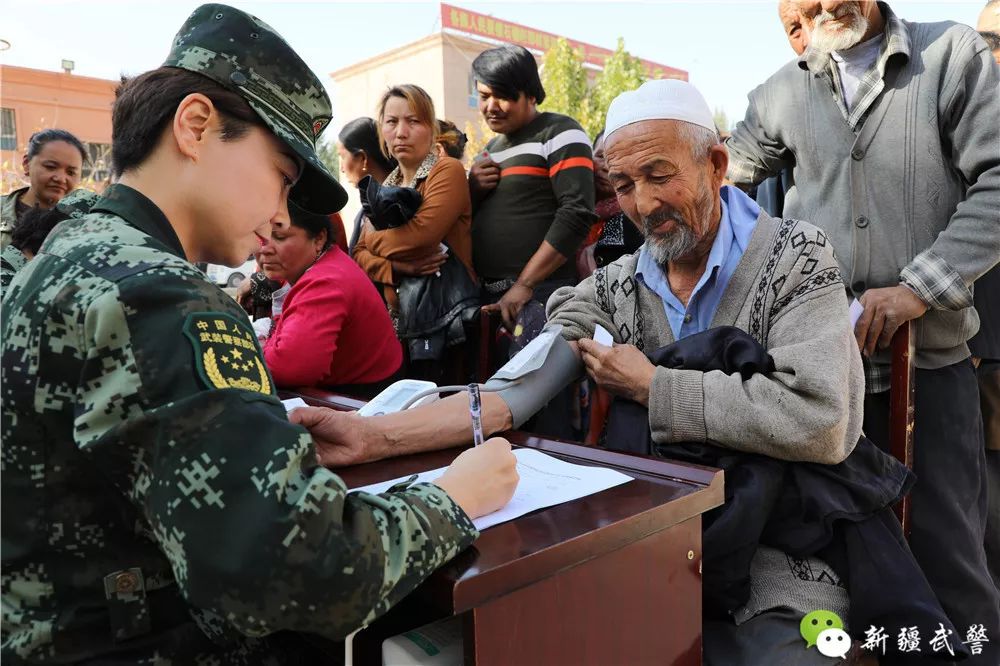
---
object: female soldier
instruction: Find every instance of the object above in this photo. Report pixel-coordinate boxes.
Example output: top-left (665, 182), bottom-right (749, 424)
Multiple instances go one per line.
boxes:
top-left (0, 5), bottom-right (517, 663)
top-left (0, 128), bottom-right (86, 248)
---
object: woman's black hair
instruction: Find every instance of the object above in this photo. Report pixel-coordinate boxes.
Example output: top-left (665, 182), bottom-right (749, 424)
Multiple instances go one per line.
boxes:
top-left (11, 207), bottom-right (70, 255)
top-left (337, 117), bottom-right (396, 173)
top-left (25, 129), bottom-right (87, 164)
top-left (471, 45), bottom-right (546, 103)
top-left (288, 201), bottom-right (334, 251)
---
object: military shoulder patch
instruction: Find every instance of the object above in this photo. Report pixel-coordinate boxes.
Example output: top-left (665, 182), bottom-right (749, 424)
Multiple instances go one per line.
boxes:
top-left (182, 312), bottom-right (273, 395)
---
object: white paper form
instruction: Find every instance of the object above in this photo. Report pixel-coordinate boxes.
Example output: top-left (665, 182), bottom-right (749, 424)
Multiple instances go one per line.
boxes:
top-left (849, 299), bottom-right (864, 329)
top-left (282, 397), bottom-right (308, 413)
top-left (593, 323), bottom-right (614, 347)
top-left (350, 448), bottom-right (633, 530)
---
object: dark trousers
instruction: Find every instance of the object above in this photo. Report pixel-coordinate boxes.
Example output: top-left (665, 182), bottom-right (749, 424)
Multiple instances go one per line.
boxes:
top-left (864, 359), bottom-right (999, 661)
top-left (979, 362), bottom-right (1000, 589)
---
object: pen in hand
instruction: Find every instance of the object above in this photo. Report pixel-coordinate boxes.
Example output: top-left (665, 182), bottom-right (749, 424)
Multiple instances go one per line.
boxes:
top-left (468, 383), bottom-right (484, 447)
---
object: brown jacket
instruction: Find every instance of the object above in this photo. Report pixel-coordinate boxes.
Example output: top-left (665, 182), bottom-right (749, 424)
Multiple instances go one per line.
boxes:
top-left (352, 154), bottom-right (474, 309)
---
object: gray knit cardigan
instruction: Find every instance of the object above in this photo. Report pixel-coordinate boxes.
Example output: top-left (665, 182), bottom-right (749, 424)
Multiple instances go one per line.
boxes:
top-left (547, 211), bottom-right (865, 465)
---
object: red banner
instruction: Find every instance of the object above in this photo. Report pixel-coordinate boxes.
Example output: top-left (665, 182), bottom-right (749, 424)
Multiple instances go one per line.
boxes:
top-left (441, 3), bottom-right (687, 81)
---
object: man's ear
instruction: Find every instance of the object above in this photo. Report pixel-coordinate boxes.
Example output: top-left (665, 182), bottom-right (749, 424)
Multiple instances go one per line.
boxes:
top-left (21, 153), bottom-right (30, 175)
top-left (172, 93), bottom-right (216, 163)
top-left (708, 143), bottom-right (729, 189)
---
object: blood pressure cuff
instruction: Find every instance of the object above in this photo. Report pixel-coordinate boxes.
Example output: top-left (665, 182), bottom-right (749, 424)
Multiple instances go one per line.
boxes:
top-left (483, 325), bottom-right (582, 428)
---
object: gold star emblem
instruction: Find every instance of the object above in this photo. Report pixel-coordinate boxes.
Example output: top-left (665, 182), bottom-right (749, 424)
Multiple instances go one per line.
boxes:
top-left (231, 349), bottom-right (243, 360)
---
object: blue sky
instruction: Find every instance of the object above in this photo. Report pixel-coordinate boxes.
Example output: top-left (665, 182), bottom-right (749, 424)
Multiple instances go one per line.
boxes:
top-left (0, 1), bottom-right (985, 135)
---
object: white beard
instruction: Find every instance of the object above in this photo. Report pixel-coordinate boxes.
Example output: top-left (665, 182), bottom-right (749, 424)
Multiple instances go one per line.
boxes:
top-left (810, 7), bottom-right (869, 54)
top-left (646, 223), bottom-right (699, 266)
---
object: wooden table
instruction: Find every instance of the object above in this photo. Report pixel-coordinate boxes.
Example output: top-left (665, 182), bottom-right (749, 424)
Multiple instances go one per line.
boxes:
top-left (286, 389), bottom-right (724, 666)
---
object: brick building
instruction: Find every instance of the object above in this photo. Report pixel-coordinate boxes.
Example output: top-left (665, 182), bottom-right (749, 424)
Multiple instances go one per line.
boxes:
top-left (1, 64), bottom-right (116, 193)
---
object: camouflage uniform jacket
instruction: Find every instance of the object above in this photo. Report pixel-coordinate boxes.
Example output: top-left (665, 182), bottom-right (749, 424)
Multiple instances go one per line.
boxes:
top-left (1, 244), bottom-right (27, 292)
top-left (1, 184), bottom-right (478, 664)
top-left (1, 187), bottom-right (29, 250)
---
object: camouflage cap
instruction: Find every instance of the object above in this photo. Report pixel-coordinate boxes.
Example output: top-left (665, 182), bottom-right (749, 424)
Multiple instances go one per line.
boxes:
top-left (163, 4), bottom-right (347, 214)
top-left (55, 189), bottom-right (101, 219)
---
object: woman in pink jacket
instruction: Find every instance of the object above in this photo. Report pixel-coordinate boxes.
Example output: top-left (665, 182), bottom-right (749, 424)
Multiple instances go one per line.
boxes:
top-left (258, 202), bottom-right (402, 397)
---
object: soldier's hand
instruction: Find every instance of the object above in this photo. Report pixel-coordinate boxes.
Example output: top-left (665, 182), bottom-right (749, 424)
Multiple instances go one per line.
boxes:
top-left (468, 158), bottom-right (500, 199)
top-left (434, 438), bottom-right (519, 519)
top-left (289, 407), bottom-right (373, 467)
top-left (578, 338), bottom-right (656, 406)
top-left (854, 285), bottom-right (928, 357)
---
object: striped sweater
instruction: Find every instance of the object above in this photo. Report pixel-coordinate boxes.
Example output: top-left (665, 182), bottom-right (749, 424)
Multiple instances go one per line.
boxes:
top-left (472, 112), bottom-right (596, 281)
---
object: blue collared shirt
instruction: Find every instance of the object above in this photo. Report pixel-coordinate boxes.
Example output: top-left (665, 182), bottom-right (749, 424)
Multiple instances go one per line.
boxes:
top-left (636, 185), bottom-right (759, 340)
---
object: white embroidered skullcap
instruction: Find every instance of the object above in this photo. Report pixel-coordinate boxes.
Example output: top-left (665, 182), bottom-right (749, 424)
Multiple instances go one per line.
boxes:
top-left (604, 79), bottom-right (716, 140)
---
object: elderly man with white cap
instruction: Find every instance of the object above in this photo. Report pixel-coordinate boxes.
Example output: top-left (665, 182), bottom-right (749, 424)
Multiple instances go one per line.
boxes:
top-left (295, 79), bottom-right (869, 663)
top-left (545, 79), bottom-right (867, 664)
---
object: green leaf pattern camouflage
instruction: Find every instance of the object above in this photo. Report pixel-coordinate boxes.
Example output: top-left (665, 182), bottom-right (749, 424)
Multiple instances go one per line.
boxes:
top-left (0, 187), bottom-right (28, 250)
top-left (1, 184), bottom-right (478, 663)
top-left (0, 244), bottom-right (27, 291)
top-left (162, 3), bottom-right (345, 214)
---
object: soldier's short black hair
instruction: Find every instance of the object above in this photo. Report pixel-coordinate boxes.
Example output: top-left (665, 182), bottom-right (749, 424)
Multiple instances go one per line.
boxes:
top-left (25, 129), bottom-right (87, 164)
top-left (288, 201), bottom-right (333, 251)
top-left (111, 67), bottom-right (265, 177)
top-left (471, 45), bottom-right (546, 104)
top-left (11, 207), bottom-right (69, 256)
top-left (980, 30), bottom-right (1000, 51)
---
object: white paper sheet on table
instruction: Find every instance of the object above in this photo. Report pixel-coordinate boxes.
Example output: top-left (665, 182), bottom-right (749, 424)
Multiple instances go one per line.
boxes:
top-left (350, 448), bottom-right (634, 530)
top-left (282, 397), bottom-right (308, 413)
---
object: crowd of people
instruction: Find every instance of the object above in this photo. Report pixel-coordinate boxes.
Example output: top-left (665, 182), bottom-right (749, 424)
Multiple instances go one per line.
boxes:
top-left (1, 1), bottom-right (998, 664)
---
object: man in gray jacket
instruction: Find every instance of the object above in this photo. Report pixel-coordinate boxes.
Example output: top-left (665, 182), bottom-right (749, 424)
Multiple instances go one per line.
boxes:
top-left (298, 79), bottom-right (870, 663)
top-left (726, 0), bottom-right (1000, 651)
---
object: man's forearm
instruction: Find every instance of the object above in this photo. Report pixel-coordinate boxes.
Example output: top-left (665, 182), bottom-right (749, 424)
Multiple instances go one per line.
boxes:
top-left (516, 241), bottom-right (568, 288)
top-left (369, 392), bottom-right (513, 459)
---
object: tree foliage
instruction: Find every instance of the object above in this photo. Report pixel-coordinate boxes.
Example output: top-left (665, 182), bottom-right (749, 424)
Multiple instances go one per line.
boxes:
top-left (533, 37), bottom-right (651, 139)
top-left (583, 38), bottom-right (647, 137)
top-left (538, 38), bottom-right (588, 120)
top-left (316, 137), bottom-right (340, 181)
top-left (713, 107), bottom-right (730, 135)
top-left (462, 118), bottom-right (495, 169)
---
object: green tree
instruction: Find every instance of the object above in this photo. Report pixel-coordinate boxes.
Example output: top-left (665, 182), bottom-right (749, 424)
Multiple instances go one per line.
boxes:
top-left (316, 137), bottom-right (339, 181)
top-left (538, 37), bottom-right (588, 124)
top-left (712, 106), bottom-right (729, 134)
top-left (713, 107), bottom-right (730, 135)
top-left (462, 118), bottom-right (495, 170)
top-left (584, 38), bottom-right (647, 138)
